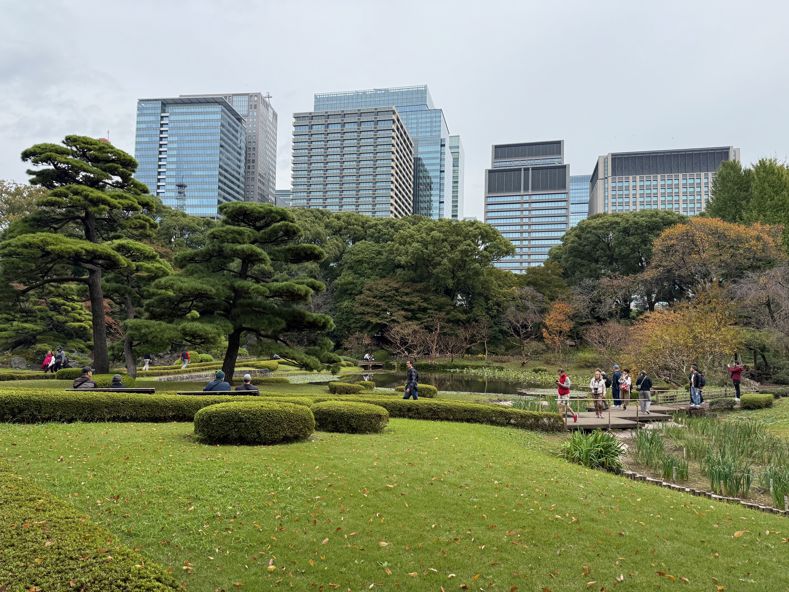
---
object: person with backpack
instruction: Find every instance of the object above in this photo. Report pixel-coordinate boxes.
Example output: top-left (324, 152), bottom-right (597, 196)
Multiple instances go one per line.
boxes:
top-left (589, 369), bottom-right (607, 419)
top-left (727, 356), bottom-right (745, 401)
top-left (556, 368), bottom-right (577, 423)
top-left (611, 364), bottom-right (622, 409)
top-left (689, 364), bottom-right (705, 408)
top-left (636, 370), bottom-right (653, 414)
top-left (619, 368), bottom-right (632, 410)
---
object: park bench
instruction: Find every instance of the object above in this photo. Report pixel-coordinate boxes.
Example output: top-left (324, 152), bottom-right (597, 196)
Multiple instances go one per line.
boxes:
top-left (175, 390), bottom-right (259, 396)
top-left (64, 388), bottom-right (156, 394)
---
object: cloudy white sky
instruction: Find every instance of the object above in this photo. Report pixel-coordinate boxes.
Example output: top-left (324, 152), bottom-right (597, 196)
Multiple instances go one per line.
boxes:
top-left (2, 0), bottom-right (788, 219)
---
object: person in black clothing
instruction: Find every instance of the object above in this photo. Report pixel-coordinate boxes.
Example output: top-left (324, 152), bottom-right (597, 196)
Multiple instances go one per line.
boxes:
top-left (72, 366), bottom-right (96, 390)
top-left (403, 359), bottom-right (419, 400)
top-left (203, 370), bottom-right (231, 392)
top-left (611, 364), bottom-right (622, 408)
top-left (636, 370), bottom-right (653, 414)
top-left (142, 353), bottom-right (152, 372)
top-left (110, 374), bottom-right (125, 388)
top-left (235, 373), bottom-right (258, 393)
top-left (52, 347), bottom-right (67, 372)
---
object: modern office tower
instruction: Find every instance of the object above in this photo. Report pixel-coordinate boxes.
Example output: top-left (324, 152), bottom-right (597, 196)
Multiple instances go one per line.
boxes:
top-left (313, 85), bottom-right (456, 219)
top-left (289, 107), bottom-right (414, 218)
top-left (569, 174), bottom-right (591, 227)
top-left (484, 141), bottom-right (570, 272)
top-left (182, 92), bottom-right (277, 202)
top-left (134, 97), bottom-right (245, 217)
top-left (274, 189), bottom-right (292, 207)
top-left (589, 146), bottom-right (740, 216)
top-left (449, 135), bottom-right (464, 220)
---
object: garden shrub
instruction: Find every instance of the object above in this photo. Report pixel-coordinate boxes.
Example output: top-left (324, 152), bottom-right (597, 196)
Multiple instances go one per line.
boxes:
top-left (531, 366), bottom-right (548, 374)
top-left (0, 370), bottom-right (55, 382)
top-left (91, 374), bottom-right (137, 388)
top-left (194, 401), bottom-right (314, 445)
top-left (197, 353), bottom-right (214, 363)
top-left (0, 461), bottom-right (178, 590)
top-left (312, 401), bottom-right (389, 434)
top-left (709, 398), bottom-right (736, 411)
top-left (328, 382), bottom-right (364, 394)
top-left (392, 384), bottom-right (438, 398)
top-left (740, 394), bottom-right (774, 409)
top-left (55, 368), bottom-right (83, 380)
top-left (358, 380), bottom-right (375, 390)
top-left (561, 430), bottom-right (624, 471)
top-left (243, 360), bottom-right (279, 371)
top-left (257, 376), bottom-right (290, 384)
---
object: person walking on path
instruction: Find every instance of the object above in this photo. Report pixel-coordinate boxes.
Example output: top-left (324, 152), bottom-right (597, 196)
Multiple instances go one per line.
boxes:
top-left (142, 353), bottom-right (152, 372)
top-left (72, 366), bottom-right (96, 390)
top-left (203, 370), bottom-right (230, 392)
top-left (589, 369), bottom-right (607, 419)
top-left (727, 357), bottom-right (745, 401)
top-left (636, 370), bottom-right (653, 414)
top-left (556, 368), bottom-right (577, 423)
top-left (41, 350), bottom-right (53, 373)
top-left (52, 347), bottom-right (66, 372)
top-left (235, 373), bottom-right (258, 392)
top-left (180, 350), bottom-right (190, 370)
top-left (403, 360), bottom-right (419, 400)
top-left (619, 369), bottom-right (632, 410)
top-left (611, 364), bottom-right (622, 408)
top-left (689, 364), bottom-right (705, 408)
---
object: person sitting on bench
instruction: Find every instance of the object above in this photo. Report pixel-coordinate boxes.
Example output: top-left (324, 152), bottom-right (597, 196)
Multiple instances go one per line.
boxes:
top-left (235, 373), bottom-right (258, 392)
top-left (111, 374), bottom-right (125, 388)
top-left (72, 366), bottom-right (97, 390)
top-left (203, 370), bottom-right (231, 392)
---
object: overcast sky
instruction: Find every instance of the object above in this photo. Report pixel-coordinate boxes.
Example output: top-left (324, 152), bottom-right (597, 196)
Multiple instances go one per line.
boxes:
top-left (2, 0), bottom-right (788, 219)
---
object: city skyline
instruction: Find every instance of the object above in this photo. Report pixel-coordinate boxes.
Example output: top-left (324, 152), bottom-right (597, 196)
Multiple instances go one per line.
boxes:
top-left (2, 1), bottom-right (788, 221)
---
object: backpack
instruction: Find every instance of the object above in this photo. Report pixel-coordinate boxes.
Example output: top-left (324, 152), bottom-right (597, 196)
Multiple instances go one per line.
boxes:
top-left (604, 373), bottom-right (612, 388)
top-left (698, 373), bottom-right (706, 388)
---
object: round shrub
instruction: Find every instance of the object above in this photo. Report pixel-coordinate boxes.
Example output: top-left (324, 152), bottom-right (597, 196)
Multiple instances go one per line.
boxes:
top-left (197, 353), bottom-right (214, 363)
top-left (311, 401), bottom-right (389, 434)
top-left (92, 374), bottom-right (136, 388)
top-left (55, 368), bottom-right (83, 380)
top-left (393, 384), bottom-right (438, 398)
top-left (358, 380), bottom-right (375, 390)
top-left (328, 382), bottom-right (364, 395)
top-left (194, 401), bottom-right (314, 445)
top-left (740, 394), bottom-right (774, 409)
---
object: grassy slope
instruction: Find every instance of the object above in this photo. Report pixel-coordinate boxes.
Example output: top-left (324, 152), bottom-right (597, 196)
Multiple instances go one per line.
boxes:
top-left (729, 397), bottom-right (789, 439)
top-left (0, 421), bottom-right (786, 592)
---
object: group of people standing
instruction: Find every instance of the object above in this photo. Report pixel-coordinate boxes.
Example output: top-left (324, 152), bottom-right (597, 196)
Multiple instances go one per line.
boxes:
top-left (556, 364), bottom-right (655, 421)
top-left (40, 348), bottom-right (67, 373)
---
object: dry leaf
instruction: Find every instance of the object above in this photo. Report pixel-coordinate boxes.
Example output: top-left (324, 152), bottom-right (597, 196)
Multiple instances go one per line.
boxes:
top-left (586, 581), bottom-right (597, 588)
top-left (582, 565), bottom-right (591, 576)
top-left (321, 538), bottom-right (329, 545)
top-left (733, 530), bottom-right (747, 538)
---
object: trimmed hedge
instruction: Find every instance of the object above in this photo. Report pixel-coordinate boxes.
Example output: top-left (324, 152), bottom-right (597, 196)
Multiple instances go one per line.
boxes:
top-left (0, 461), bottom-right (178, 591)
top-left (92, 374), bottom-right (136, 388)
top-left (393, 383), bottom-right (438, 398)
top-left (257, 376), bottom-right (290, 384)
top-left (358, 380), bottom-right (375, 390)
top-left (0, 370), bottom-right (56, 382)
top-left (740, 394), bottom-right (775, 409)
top-left (312, 401), bottom-right (389, 434)
top-left (55, 367), bottom-right (84, 380)
top-left (709, 398), bottom-right (736, 411)
top-left (194, 401), bottom-right (315, 445)
top-left (0, 390), bottom-right (313, 423)
top-left (328, 382), bottom-right (364, 395)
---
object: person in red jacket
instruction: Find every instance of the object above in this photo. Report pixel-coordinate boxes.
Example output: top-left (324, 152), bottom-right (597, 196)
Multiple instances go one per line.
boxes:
top-left (556, 368), bottom-right (577, 423)
top-left (727, 356), bottom-right (745, 401)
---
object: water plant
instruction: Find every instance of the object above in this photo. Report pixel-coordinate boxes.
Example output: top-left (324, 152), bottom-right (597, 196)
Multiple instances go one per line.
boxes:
top-left (560, 430), bottom-right (624, 472)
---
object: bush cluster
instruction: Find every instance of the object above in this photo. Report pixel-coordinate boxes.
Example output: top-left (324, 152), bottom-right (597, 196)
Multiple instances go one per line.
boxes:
top-left (393, 384), bottom-right (438, 398)
top-left (194, 401), bottom-right (315, 445)
top-left (0, 370), bottom-right (55, 382)
top-left (0, 390), bottom-right (314, 423)
top-left (91, 374), bottom-right (137, 388)
top-left (0, 461), bottom-right (178, 590)
top-left (561, 430), bottom-right (624, 471)
top-left (55, 367), bottom-right (85, 380)
top-left (328, 382), bottom-right (364, 394)
top-left (257, 376), bottom-right (290, 384)
top-left (709, 398), bottom-right (736, 411)
top-left (740, 394), bottom-right (774, 409)
top-left (145, 359), bottom-right (278, 377)
top-left (358, 380), bottom-right (375, 390)
top-left (311, 401), bottom-right (389, 433)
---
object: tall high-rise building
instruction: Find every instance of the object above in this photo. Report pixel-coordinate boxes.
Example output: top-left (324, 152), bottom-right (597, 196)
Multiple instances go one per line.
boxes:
top-left (313, 85), bottom-right (457, 219)
top-left (589, 147), bottom-right (740, 216)
top-left (134, 96), bottom-right (245, 217)
top-left (182, 92), bottom-right (277, 202)
top-left (274, 189), bottom-right (292, 207)
top-left (569, 174), bottom-right (591, 227)
top-left (289, 107), bottom-right (414, 218)
top-left (484, 141), bottom-right (570, 272)
top-left (449, 135), bottom-right (464, 219)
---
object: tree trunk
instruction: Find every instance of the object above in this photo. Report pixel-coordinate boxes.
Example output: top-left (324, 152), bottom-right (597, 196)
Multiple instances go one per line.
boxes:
top-left (123, 293), bottom-right (137, 378)
top-left (86, 268), bottom-right (109, 373)
top-left (223, 329), bottom-right (243, 382)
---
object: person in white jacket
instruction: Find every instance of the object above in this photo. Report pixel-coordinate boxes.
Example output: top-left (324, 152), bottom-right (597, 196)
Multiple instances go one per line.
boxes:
top-left (589, 369), bottom-right (607, 419)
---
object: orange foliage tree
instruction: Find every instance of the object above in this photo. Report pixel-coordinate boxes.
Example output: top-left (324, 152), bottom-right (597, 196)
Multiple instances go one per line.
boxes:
top-left (542, 300), bottom-right (574, 358)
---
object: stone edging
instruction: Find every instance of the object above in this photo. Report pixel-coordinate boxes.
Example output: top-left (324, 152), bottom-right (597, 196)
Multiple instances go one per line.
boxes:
top-left (620, 469), bottom-right (788, 517)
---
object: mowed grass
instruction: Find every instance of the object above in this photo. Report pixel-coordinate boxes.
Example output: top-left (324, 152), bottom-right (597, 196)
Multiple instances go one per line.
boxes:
top-left (1, 421), bottom-right (787, 592)
top-left (730, 397), bottom-right (789, 439)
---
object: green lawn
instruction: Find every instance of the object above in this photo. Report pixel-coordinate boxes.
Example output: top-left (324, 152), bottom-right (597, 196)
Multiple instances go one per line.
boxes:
top-left (1, 420), bottom-right (787, 591)
top-left (730, 396), bottom-right (789, 439)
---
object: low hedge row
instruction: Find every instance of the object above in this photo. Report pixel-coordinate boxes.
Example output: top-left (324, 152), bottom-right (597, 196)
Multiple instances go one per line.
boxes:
top-left (740, 393), bottom-right (775, 409)
top-left (194, 401), bottom-right (314, 445)
top-left (0, 390), bottom-right (314, 423)
top-left (311, 401), bottom-right (389, 433)
top-left (0, 461), bottom-right (177, 591)
top-left (0, 371), bottom-right (56, 381)
top-left (328, 382), bottom-right (364, 394)
top-left (358, 380), bottom-right (375, 390)
top-left (144, 360), bottom-right (278, 377)
top-left (257, 376), bottom-right (290, 384)
top-left (393, 384), bottom-right (438, 398)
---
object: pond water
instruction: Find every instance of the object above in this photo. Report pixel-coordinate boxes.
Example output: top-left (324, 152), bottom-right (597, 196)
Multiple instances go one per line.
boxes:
top-left (344, 371), bottom-right (525, 395)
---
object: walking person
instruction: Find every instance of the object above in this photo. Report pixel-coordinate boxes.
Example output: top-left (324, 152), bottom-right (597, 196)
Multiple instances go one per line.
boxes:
top-left (41, 350), bottom-right (53, 373)
top-left (619, 369), bottom-right (632, 410)
top-left (689, 364), bottom-right (705, 408)
top-left (556, 368), bottom-right (578, 423)
top-left (403, 360), bottom-right (419, 400)
top-left (180, 349), bottom-right (190, 370)
top-left (611, 364), bottom-right (622, 409)
top-left (636, 370), bottom-right (653, 414)
top-left (727, 356), bottom-right (744, 402)
top-left (52, 347), bottom-right (66, 372)
top-left (142, 353), bottom-right (152, 372)
top-left (589, 369), bottom-right (607, 419)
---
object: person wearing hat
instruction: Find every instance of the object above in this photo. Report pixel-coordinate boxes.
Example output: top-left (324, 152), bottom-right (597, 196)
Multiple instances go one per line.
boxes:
top-left (111, 374), bottom-right (125, 388)
top-left (235, 373), bottom-right (258, 393)
top-left (203, 370), bottom-right (231, 392)
top-left (72, 366), bottom-right (97, 390)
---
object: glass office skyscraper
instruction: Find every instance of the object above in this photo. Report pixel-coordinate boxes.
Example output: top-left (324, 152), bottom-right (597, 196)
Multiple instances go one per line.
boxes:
top-left (484, 141), bottom-right (570, 272)
top-left (449, 135), bottom-right (464, 219)
top-left (289, 107), bottom-right (414, 218)
top-left (134, 97), bottom-right (245, 217)
top-left (589, 147), bottom-right (740, 216)
top-left (313, 86), bottom-right (457, 219)
top-left (569, 174), bottom-right (591, 227)
top-left (182, 92), bottom-right (278, 202)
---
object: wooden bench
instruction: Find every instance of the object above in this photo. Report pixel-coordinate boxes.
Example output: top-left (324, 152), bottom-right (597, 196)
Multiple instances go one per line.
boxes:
top-left (64, 388), bottom-right (156, 394)
top-left (175, 390), bottom-right (259, 396)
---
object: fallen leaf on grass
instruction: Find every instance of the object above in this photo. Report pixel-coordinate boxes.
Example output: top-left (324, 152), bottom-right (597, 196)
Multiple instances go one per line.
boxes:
top-left (321, 538), bottom-right (329, 544)
top-left (733, 530), bottom-right (747, 538)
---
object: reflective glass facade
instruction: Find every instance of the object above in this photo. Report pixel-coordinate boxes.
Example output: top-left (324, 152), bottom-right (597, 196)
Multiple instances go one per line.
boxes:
top-left (314, 86), bottom-right (455, 219)
top-left (569, 174), bottom-right (591, 227)
top-left (134, 97), bottom-right (245, 217)
top-left (449, 135), bottom-right (464, 219)
top-left (274, 189), bottom-right (291, 207)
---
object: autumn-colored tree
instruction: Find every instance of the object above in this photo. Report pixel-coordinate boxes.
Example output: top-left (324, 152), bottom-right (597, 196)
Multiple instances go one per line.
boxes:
top-left (626, 291), bottom-right (743, 385)
top-left (584, 321), bottom-right (631, 367)
top-left (542, 300), bottom-right (574, 358)
top-left (645, 217), bottom-right (784, 301)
